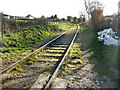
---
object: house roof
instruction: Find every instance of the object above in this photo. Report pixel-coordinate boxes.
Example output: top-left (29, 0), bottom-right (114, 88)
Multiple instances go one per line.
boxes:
top-left (105, 15), bottom-right (113, 18)
top-left (26, 14), bottom-right (34, 18)
top-left (3, 14), bottom-right (9, 16)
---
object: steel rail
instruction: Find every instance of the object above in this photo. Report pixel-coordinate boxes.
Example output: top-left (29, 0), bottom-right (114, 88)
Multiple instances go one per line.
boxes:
top-left (0, 27), bottom-right (72, 73)
top-left (44, 25), bottom-right (79, 90)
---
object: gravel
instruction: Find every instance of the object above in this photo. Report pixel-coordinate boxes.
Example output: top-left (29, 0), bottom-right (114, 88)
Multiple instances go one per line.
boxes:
top-left (63, 54), bottom-right (101, 88)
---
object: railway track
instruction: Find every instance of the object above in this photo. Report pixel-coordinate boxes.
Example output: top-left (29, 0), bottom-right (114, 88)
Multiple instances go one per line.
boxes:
top-left (1, 24), bottom-right (79, 89)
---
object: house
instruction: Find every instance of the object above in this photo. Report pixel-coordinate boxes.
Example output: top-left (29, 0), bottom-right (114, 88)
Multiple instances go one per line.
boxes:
top-left (10, 16), bottom-right (18, 19)
top-left (3, 13), bottom-right (19, 19)
top-left (2, 13), bottom-right (35, 20)
top-left (3, 14), bottom-right (10, 19)
top-left (26, 14), bottom-right (35, 19)
top-left (18, 16), bottom-right (28, 20)
top-left (104, 15), bottom-right (113, 21)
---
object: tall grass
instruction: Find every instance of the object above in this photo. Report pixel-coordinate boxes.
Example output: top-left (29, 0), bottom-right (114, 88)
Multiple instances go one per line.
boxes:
top-left (1, 23), bottom-right (72, 60)
top-left (2, 23), bottom-right (71, 48)
top-left (76, 24), bottom-right (119, 87)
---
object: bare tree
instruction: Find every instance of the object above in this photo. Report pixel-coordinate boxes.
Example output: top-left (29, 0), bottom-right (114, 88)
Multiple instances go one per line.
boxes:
top-left (84, 0), bottom-right (91, 18)
top-left (84, 0), bottom-right (104, 30)
top-left (84, 0), bottom-right (103, 19)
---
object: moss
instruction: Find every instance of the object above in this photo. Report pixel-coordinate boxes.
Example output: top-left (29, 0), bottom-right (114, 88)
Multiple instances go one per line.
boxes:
top-left (74, 59), bottom-right (83, 64)
top-left (62, 71), bottom-right (69, 75)
top-left (13, 64), bottom-right (24, 72)
top-left (23, 78), bottom-right (37, 89)
top-left (56, 23), bottom-right (71, 30)
top-left (43, 72), bottom-right (52, 75)
top-left (67, 64), bottom-right (76, 68)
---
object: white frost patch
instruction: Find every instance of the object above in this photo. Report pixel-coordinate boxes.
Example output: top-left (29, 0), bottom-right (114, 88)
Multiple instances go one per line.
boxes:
top-left (98, 28), bottom-right (120, 46)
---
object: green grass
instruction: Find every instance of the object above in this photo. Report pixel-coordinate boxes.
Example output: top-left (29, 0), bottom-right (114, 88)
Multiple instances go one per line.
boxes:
top-left (6, 19), bottom-right (28, 22)
top-left (43, 71), bottom-right (52, 75)
top-left (2, 23), bottom-right (72, 51)
top-left (78, 24), bottom-right (118, 69)
top-left (1, 23), bottom-right (72, 71)
top-left (56, 23), bottom-right (71, 30)
top-left (60, 41), bottom-right (85, 76)
top-left (79, 24), bottom-right (119, 88)
top-left (67, 64), bottom-right (76, 68)
top-left (74, 59), bottom-right (83, 64)
top-left (2, 25), bottom-right (53, 48)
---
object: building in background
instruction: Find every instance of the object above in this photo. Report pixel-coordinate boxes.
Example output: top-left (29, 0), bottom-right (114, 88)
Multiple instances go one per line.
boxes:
top-left (3, 14), bottom-right (10, 19)
top-left (2, 13), bottom-right (35, 20)
top-left (26, 14), bottom-right (35, 19)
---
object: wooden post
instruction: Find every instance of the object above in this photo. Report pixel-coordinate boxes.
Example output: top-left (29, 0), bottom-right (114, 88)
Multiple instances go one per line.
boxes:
top-left (0, 12), bottom-right (3, 36)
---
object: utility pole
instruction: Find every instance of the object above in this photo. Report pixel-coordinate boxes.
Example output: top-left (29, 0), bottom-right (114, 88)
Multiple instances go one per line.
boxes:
top-left (0, 12), bottom-right (3, 36)
top-left (118, 1), bottom-right (120, 37)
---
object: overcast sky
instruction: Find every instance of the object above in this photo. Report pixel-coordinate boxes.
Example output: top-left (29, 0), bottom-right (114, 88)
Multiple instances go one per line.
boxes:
top-left (0, 0), bottom-right (118, 18)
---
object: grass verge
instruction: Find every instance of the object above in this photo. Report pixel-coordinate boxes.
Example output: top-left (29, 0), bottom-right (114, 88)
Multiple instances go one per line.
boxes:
top-left (78, 24), bottom-right (119, 88)
top-left (1, 23), bottom-right (72, 69)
